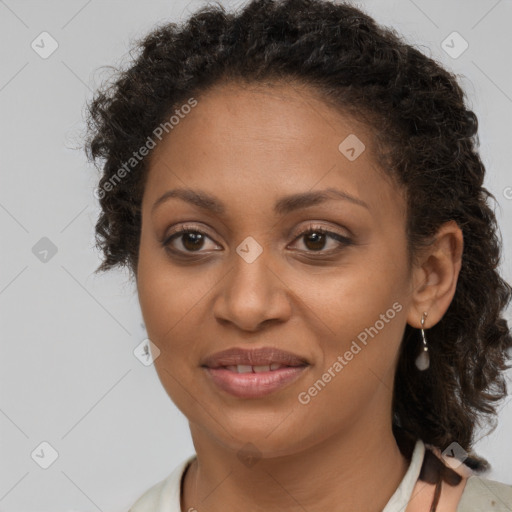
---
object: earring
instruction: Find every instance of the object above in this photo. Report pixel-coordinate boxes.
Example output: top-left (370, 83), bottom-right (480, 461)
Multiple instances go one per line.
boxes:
top-left (415, 311), bottom-right (430, 371)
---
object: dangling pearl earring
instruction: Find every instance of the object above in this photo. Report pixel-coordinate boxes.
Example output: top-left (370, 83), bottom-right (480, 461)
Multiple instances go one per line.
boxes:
top-left (415, 311), bottom-right (430, 371)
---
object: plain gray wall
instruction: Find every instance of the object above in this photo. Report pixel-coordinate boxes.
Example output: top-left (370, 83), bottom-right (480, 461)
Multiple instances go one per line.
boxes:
top-left (1, 0), bottom-right (511, 510)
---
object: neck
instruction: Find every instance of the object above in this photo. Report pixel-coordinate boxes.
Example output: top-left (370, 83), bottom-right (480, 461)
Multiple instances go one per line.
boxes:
top-left (182, 416), bottom-right (409, 512)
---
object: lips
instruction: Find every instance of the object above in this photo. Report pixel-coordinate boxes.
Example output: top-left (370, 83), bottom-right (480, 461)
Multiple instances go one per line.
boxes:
top-left (201, 346), bottom-right (309, 369)
top-left (201, 347), bottom-right (310, 399)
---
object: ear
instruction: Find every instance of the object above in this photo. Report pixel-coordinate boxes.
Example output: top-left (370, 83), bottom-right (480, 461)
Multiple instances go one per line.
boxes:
top-left (406, 220), bottom-right (464, 329)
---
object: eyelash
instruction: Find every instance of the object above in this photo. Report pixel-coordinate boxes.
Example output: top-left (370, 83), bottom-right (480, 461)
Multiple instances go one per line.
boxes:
top-left (162, 223), bottom-right (353, 257)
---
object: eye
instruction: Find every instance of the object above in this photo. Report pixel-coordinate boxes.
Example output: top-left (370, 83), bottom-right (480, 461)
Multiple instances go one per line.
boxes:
top-left (289, 225), bottom-right (353, 254)
top-left (162, 224), bottom-right (219, 254)
top-left (162, 223), bottom-right (353, 257)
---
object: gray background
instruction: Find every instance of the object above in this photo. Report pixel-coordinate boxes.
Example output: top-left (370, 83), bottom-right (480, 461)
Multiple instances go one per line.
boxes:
top-left (1, 0), bottom-right (511, 510)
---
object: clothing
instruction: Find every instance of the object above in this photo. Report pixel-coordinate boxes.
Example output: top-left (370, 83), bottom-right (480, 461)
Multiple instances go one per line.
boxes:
top-left (128, 439), bottom-right (512, 511)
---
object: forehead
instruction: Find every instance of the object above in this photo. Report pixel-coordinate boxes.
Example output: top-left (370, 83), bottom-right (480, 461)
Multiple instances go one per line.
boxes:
top-left (143, 81), bottom-right (404, 220)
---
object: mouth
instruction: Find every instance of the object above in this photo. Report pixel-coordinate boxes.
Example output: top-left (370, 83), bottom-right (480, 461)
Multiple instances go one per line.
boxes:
top-left (203, 365), bottom-right (308, 399)
top-left (201, 347), bottom-right (310, 398)
top-left (219, 363), bottom-right (299, 373)
top-left (201, 346), bottom-right (309, 369)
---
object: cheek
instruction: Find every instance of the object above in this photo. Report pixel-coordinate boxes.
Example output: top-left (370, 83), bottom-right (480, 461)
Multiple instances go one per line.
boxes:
top-left (136, 244), bottom-right (208, 412)
top-left (292, 244), bottom-right (409, 377)
top-left (300, 252), bottom-right (405, 328)
top-left (136, 234), bottom-right (220, 368)
top-left (300, 281), bottom-right (406, 385)
top-left (137, 267), bottom-right (203, 356)
top-left (293, 278), bottom-right (407, 434)
top-left (137, 226), bottom-right (191, 337)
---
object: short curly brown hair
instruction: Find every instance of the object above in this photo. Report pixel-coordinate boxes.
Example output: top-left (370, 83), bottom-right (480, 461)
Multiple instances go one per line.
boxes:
top-left (83, 0), bottom-right (512, 484)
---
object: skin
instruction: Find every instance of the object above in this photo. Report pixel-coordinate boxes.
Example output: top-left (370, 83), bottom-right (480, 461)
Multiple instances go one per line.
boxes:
top-left (136, 80), bottom-right (465, 512)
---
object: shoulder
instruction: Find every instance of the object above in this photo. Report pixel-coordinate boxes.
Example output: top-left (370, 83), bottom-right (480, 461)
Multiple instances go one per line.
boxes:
top-left (128, 455), bottom-right (196, 512)
top-left (456, 475), bottom-right (512, 512)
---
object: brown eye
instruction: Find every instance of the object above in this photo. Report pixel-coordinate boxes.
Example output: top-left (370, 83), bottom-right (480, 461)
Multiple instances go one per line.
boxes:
top-left (163, 226), bottom-right (219, 254)
top-left (291, 227), bottom-right (353, 253)
top-left (303, 231), bottom-right (328, 251)
top-left (180, 231), bottom-right (206, 251)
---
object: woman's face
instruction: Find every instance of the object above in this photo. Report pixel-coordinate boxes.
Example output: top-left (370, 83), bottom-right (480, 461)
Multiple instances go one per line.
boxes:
top-left (137, 81), bottom-right (417, 457)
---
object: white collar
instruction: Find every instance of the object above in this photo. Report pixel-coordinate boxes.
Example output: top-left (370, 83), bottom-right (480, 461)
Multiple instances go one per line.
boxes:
top-left (383, 438), bottom-right (426, 512)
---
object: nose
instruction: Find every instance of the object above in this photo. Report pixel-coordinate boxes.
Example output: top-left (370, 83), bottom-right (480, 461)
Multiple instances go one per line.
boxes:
top-left (212, 249), bottom-right (292, 333)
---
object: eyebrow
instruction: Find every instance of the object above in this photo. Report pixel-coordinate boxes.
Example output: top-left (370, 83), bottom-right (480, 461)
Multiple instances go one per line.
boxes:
top-left (151, 187), bottom-right (370, 215)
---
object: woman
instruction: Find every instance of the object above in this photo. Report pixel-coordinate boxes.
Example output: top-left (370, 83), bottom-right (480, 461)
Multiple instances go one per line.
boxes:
top-left (83, 0), bottom-right (512, 510)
